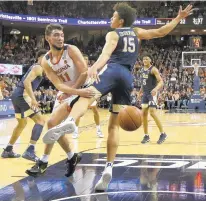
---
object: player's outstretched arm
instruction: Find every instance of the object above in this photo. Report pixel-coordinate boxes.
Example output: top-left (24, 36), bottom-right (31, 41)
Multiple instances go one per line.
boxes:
top-left (23, 65), bottom-right (43, 106)
top-left (88, 31), bottom-right (119, 82)
top-left (91, 31), bottom-right (118, 70)
top-left (134, 4), bottom-right (193, 40)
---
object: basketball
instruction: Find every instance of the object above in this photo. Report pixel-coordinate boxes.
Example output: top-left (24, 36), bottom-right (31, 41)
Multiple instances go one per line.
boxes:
top-left (118, 106), bottom-right (142, 131)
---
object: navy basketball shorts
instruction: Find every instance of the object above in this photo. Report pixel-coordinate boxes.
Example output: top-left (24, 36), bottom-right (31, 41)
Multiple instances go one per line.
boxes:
top-left (141, 93), bottom-right (157, 109)
top-left (93, 63), bottom-right (133, 113)
top-left (11, 88), bottom-right (38, 119)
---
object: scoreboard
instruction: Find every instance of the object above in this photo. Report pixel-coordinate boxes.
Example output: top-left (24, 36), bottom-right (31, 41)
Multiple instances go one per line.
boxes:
top-left (156, 16), bottom-right (205, 26)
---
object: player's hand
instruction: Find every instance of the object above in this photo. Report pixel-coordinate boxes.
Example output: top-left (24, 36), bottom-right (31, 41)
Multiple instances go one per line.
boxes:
top-left (151, 89), bottom-right (158, 96)
top-left (177, 4), bottom-right (193, 19)
top-left (31, 99), bottom-right (40, 111)
top-left (88, 67), bottom-right (100, 84)
top-left (77, 88), bottom-right (96, 98)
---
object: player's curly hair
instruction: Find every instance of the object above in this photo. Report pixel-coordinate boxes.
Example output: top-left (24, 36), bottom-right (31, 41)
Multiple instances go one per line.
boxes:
top-left (45, 24), bottom-right (63, 36)
top-left (113, 2), bottom-right (137, 27)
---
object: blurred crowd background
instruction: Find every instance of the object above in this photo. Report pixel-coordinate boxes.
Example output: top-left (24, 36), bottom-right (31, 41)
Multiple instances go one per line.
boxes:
top-left (0, 1), bottom-right (205, 112)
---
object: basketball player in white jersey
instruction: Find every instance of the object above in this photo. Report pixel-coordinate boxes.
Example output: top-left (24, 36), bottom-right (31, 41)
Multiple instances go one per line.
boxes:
top-left (26, 24), bottom-right (95, 177)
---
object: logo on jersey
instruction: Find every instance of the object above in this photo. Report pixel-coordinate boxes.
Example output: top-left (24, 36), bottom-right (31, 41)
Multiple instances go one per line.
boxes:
top-left (56, 64), bottom-right (71, 74)
top-left (64, 60), bottom-right (70, 68)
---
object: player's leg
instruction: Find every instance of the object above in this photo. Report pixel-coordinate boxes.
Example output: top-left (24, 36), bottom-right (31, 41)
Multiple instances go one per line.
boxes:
top-left (42, 65), bottom-right (116, 144)
top-left (149, 107), bottom-right (167, 144)
top-left (1, 118), bottom-right (27, 158)
top-left (42, 95), bottom-right (97, 144)
top-left (95, 113), bottom-right (119, 191)
top-left (141, 95), bottom-right (150, 144)
top-left (44, 98), bottom-right (82, 177)
top-left (1, 96), bottom-right (28, 158)
top-left (21, 112), bottom-right (45, 162)
top-left (72, 117), bottom-right (81, 139)
top-left (148, 95), bottom-right (167, 144)
top-left (141, 107), bottom-right (150, 144)
top-left (26, 100), bottom-right (81, 177)
top-left (149, 108), bottom-right (163, 132)
top-left (91, 105), bottom-right (103, 138)
top-left (95, 65), bottom-right (133, 192)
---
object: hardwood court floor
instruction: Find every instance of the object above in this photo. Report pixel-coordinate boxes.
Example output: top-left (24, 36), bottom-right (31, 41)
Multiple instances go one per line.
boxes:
top-left (0, 108), bottom-right (206, 189)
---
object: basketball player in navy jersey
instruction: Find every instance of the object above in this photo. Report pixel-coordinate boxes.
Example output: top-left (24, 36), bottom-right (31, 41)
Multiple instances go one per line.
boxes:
top-left (1, 49), bottom-right (47, 161)
top-left (139, 55), bottom-right (166, 144)
top-left (41, 3), bottom-right (193, 191)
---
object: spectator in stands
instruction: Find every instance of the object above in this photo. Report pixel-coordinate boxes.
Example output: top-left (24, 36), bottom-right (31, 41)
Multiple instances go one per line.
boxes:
top-left (166, 92), bottom-right (175, 110)
top-left (180, 91), bottom-right (190, 108)
top-left (131, 88), bottom-right (138, 107)
top-left (173, 91), bottom-right (180, 108)
top-left (1, 1), bottom-right (205, 19)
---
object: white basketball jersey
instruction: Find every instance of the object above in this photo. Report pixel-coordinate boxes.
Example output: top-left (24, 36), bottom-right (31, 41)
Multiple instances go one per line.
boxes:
top-left (45, 44), bottom-right (79, 86)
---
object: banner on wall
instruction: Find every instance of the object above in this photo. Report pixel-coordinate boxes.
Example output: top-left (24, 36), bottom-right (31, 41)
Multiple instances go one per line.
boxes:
top-left (0, 100), bottom-right (15, 117)
top-left (0, 64), bottom-right (22, 75)
top-left (0, 12), bottom-right (156, 26)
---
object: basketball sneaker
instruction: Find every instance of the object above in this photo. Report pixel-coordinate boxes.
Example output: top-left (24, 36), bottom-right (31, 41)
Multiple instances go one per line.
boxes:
top-left (97, 130), bottom-right (104, 138)
top-left (141, 135), bottom-right (150, 144)
top-left (43, 117), bottom-right (76, 144)
top-left (95, 166), bottom-right (112, 192)
top-left (26, 160), bottom-right (48, 177)
top-left (65, 153), bottom-right (82, 177)
top-left (1, 147), bottom-right (21, 158)
top-left (157, 133), bottom-right (167, 144)
top-left (22, 146), bottom-right (39, 162)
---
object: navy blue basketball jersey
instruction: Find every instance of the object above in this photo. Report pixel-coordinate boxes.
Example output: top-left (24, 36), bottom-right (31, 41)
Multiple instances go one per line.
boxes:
top-left (17, 64), bottom-right (43, 93)
top-left (108, 28), bottom-right (138, 71)
top-left (140, 66), bottom-right (157, 94)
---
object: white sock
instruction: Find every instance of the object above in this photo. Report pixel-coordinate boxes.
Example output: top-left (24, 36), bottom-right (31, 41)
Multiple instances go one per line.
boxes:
top-left (7, 143), bottom-right (13, 147)
top-left (41, 154), bottom-right (49, 163)
top-left (67, 152), bottom-right (74, 160)
top-left (145, 134), bottom-right (149, 136)
top-left (96, 125), bottom-right (101, 132)
top-left (106, 162), bottom-right (113, 169)
top-left (74, 126), bottom-right (79, 133)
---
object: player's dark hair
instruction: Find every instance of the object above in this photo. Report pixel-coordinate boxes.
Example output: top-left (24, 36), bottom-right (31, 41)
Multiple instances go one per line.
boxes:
top-left (36, 49), bottom-right (47, 60)
top-left (143, 54), bottom-right (153, 62)
top-left (45, 24), bottom-right (63, 36)
top-left (113, 3), bottom-right (137, 27)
